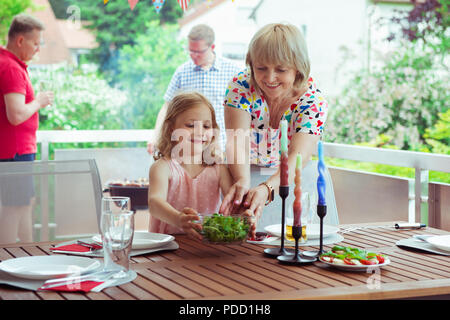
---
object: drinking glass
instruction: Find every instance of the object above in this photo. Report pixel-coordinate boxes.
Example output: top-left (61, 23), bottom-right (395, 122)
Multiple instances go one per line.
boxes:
top-left (100, 196), bottom-right (134, 278)
top-left (285, 192), bottom-right (312, 243)
top-left (39, 80), bottom-right (53, 92)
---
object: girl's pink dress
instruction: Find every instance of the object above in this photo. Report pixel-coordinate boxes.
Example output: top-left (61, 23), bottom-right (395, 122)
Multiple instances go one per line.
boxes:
top-left (148, 159), bottom-right (221, 234)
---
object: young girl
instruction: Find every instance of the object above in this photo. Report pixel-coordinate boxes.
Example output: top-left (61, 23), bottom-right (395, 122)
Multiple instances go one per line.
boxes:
top-left (148, 92), bottom-right (234, 240)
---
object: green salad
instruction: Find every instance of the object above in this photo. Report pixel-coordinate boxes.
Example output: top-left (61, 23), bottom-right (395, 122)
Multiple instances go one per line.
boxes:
top-left (201, 213), bottom-right (250, 243)
top-left (320, 245), bottom-right (387, 266)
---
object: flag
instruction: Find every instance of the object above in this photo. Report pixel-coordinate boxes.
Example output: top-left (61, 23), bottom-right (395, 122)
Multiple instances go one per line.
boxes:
top-left (153, 0), bottom-right (165, 13)
top-left (128, 0), bottom-right (139, 10)
top-left (104, 0), bottom-right (109, 4)
top-left (177, 0), bottom-right (190, 11)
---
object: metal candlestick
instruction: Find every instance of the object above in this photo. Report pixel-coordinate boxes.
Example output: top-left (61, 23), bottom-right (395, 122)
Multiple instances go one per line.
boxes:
top-left (303, 204), bottom-right (327, 258)
top-left (264, 186), bottom-right (293, 258)
top-left (277, 225), bottom-right (317, 264)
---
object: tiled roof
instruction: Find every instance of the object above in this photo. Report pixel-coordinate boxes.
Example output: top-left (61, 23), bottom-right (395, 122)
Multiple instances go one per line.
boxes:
top-left (57, 20), bottom-right (97, 50)
top-left (29, 0), bottom-right (97, 65)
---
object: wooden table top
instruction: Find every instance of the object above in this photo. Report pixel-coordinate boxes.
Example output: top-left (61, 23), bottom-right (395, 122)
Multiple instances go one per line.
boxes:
top-left (1, 223), bottom-right (450, 300)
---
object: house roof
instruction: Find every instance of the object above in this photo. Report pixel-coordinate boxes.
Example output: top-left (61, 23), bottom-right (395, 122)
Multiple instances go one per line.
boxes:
top-left (27, 0), bottom-right (97, 65)
top-left (57, 20), bottom-right (97, 50)
top-left (30, 0), bottom-right (72, 65)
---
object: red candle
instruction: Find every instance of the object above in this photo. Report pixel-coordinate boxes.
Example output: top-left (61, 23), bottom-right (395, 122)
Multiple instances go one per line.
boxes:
top-left (280, 152), bottom-right (289, 186)
top-left (293, 154), bottom-right (302, 226)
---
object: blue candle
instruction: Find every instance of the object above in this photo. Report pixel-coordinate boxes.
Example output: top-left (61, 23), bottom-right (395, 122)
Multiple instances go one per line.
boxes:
top-left (317, 140), bottom-right (326, 205)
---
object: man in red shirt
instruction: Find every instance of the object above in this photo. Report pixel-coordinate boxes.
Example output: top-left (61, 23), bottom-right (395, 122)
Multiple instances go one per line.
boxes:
top-left (0, 14), bottom-right (54, 243)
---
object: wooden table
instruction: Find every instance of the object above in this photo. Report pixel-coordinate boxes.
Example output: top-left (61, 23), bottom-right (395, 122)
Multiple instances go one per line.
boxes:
top-left (1, 223), bottom-right (450, 301)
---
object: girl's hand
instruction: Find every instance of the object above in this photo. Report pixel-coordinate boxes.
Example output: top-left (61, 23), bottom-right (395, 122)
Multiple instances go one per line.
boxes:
top-left (219, 178), bottom-right (250, 215)
top-left (179, 207), bottom-right (203, 241)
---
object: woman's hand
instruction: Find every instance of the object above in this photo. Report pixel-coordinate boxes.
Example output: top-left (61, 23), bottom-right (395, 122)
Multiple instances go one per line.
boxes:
top-left (179, 207), bottom-right (203, 241)
top-left (219, 178), bottom-right (250, 215)
top-left (226, 185), bottom-right (267, 239)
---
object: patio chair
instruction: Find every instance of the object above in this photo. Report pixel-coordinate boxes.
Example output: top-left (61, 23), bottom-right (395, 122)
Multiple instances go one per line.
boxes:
top-left (251, 159), bottom-right (339, 232)
top-left (0, 159), bottom-right (102, 243)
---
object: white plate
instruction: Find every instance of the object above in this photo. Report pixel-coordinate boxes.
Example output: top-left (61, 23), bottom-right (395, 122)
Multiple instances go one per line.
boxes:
top-left (0, 255), bottom-right (101, 280)
top-left (92, 231), bottom-right (175, 250)
top-left (426, 235), bottom-right (450, 252)
top-left (319, 256), bottom-right (391, 272)
top-left (264, 223), bottom-right (339, 240)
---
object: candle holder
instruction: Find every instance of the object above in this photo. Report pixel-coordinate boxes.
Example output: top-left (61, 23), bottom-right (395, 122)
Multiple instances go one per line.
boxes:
top-left (264, 186), bottom-right (293, 258)
top-left (277, 225), bottom-right (317, 264)
top-left (302, 204), bottom-right (327, 258)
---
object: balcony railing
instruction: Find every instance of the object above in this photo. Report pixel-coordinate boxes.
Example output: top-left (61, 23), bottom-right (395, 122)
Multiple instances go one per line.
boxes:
top-left (37, 130), bottom-right (450, 230)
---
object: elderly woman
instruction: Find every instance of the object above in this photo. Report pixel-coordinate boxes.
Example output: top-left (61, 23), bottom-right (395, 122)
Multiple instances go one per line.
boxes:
top-left (220, 23), bottom-right (335, 231)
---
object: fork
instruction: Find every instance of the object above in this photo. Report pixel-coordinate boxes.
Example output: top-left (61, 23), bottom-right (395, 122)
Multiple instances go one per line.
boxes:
top-left (39, 270), bottom-right (116, 290)
top-left (339, 225), bottom-right (393, 234)
top-left (76, 240), bottom-right (102, 251)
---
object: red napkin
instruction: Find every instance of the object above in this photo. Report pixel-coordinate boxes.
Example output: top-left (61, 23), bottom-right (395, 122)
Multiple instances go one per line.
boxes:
top-left (39, 281), bottom-right (104, 293)
top-left (50, 243), bottom-right (102, 253)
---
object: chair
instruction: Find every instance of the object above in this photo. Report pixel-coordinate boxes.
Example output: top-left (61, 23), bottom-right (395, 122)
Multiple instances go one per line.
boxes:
top-left (251, 160), bottom-right (339, 232)
top-left (0, 159), bottom-right (102, 243)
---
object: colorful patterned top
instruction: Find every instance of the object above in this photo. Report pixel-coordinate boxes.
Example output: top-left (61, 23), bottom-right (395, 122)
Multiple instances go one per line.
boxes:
top-left (224, 69), bottom-right (328, 167)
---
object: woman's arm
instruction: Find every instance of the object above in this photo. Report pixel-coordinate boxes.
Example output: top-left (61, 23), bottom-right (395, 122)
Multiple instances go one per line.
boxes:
top-left (218, 164), bottom-right (234, 199)
top-left (244, 132), bottom-right (320, 216)
top-left (148, 159), bottom-right (202, 240)
top-left (219, 106), bottom-right (252, 214)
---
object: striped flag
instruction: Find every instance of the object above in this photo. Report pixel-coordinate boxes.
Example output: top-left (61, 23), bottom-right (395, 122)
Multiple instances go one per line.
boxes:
top-left (177, 0), bottom-right (190, 11)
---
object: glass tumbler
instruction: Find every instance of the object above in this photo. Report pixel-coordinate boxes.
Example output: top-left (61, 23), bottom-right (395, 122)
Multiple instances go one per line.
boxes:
top-left (100, 197), bottom-right (134, 277)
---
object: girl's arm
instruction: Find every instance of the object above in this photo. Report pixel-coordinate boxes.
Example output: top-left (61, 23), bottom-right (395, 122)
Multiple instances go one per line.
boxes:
top-left (148, 159), bottom-right (202, 240)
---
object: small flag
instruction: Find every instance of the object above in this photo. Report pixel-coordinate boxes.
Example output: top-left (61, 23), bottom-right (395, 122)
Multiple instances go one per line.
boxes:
top-left (177, 0), bottom-right (190, 11)
top-left (104, 0), bottom-right (109, 4)
top-left (152, 0), bottom-right (165, 13)
top-left (128, 0), bottom-right (139, 10)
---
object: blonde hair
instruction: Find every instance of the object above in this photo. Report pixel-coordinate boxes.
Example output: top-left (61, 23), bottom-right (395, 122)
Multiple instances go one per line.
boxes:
top-left (154, 92), bottom-right (220, 165)
top-left (246, 23), bottom-right (310, 92)
top-left (8, 14), bottom-right (44, 40)
top-left (188, 24), bottom-right (215, 46)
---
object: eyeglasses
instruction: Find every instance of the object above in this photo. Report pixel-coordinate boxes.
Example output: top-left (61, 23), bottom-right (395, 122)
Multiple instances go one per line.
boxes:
top-left (187, 46), bottom-right (210, 55)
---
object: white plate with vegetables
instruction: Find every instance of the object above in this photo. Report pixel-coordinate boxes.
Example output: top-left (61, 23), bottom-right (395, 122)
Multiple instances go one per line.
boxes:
top-left (319, 245), bottom-right (390, 271)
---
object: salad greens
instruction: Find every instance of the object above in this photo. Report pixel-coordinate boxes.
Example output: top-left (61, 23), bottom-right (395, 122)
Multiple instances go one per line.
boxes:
top-left (201, 213), bottom-right (250, 243)
top-left (320, 245), bottom-right (386, 265)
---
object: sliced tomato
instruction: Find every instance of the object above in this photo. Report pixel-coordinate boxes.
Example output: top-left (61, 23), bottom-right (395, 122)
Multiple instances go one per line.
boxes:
top-left (343, 258), bottom-right (356, 265)
top-left (376, 255), bottom-right (385, 264)
top-left (360, 259), bottom-right (377, 265)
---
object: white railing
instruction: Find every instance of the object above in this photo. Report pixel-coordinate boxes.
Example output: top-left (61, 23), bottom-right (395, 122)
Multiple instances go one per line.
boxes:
top-left (37, 130), bottom-right (450, 224)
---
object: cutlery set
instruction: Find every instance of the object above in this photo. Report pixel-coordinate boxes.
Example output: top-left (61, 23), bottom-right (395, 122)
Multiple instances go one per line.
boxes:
top-left (39, 270), bottom-right (117, 290)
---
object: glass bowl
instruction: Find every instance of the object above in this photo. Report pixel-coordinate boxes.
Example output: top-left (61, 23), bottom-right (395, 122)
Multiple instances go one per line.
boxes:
top-left (198, 213), bottom-right (250, 245)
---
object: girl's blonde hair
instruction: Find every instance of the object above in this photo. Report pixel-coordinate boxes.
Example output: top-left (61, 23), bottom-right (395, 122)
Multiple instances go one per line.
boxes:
top-left (246, 23), bottom-right (311, 92)
top-left (154, 92), bottom-right (220, 165)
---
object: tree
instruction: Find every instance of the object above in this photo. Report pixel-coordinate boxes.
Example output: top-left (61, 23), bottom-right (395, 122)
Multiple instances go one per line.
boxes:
top-left (326, 0), bottom-right (449, 151)
top-left (117, 21), bottom-right (186, 129)
top-left (386, 0), bottom-right (449, 56)
top-left (0, 0), bottom-right (35, 45)
top-left (64, 0), bottom-right (183, 80)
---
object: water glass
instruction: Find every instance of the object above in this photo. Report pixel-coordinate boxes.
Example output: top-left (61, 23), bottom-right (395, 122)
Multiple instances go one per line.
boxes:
top-left (39, 80), bottom-right (53, 92)
top-left (285, 192), bottom-right (312, 243)
top-left (100, 197), bottom-right (134, 277)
